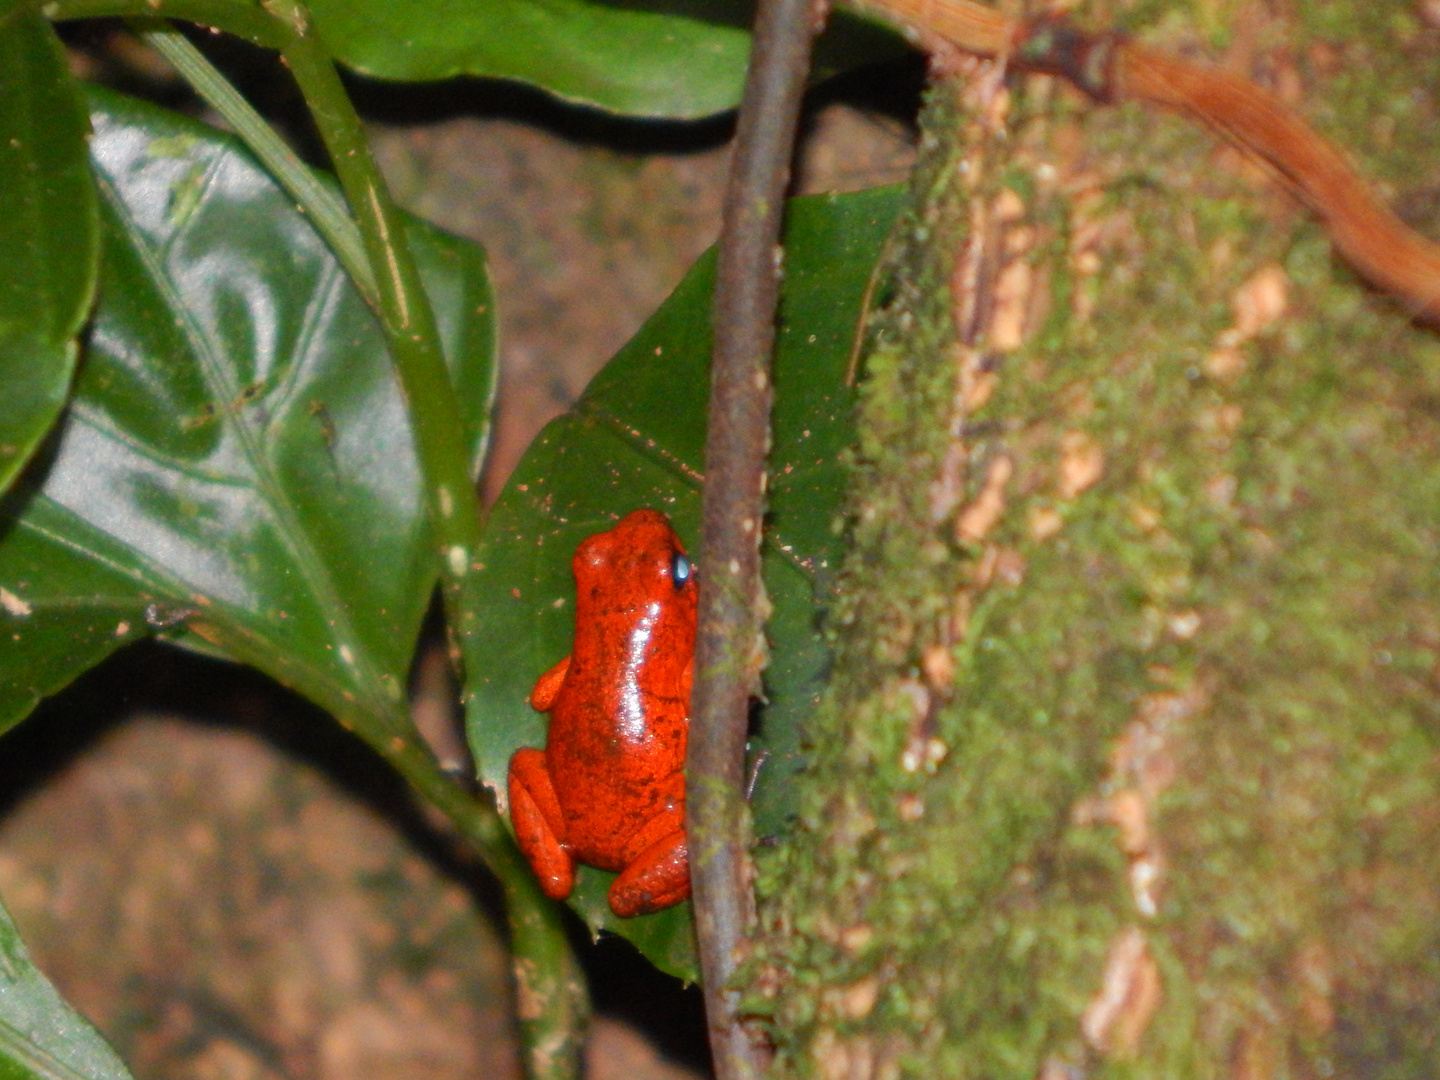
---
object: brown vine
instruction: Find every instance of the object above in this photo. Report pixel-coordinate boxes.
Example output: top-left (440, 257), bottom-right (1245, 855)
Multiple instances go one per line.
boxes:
top-left (856, 0), bottom-right (1440, 322)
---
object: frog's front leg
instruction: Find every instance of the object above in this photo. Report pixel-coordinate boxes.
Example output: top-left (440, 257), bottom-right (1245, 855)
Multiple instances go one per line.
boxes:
top-left (508, 748), bottom-right (576, 901)
top-left (529, 656), bottom-right (570, 711)
top-left (610, 805), bottom-right (689, 917)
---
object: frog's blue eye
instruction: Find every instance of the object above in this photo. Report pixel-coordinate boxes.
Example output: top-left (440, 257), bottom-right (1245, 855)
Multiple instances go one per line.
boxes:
top-left (671, 552), bottom-right (692, 588)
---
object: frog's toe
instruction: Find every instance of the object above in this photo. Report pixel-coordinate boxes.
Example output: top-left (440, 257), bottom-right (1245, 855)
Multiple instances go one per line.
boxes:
top-left (609, 831), bottom-right (689, 917)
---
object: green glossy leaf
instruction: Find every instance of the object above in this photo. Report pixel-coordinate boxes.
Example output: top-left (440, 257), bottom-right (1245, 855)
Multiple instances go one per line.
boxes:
top-left (0, 3), bottom-right (100, 496)
top-left (0, 892), bottom-right (133, 1080)
top-left (466, 185), bottom-right (902, 978)
top-left (305, 0), bottom-right (902, 120)
top-left (0, 88), bottom-right (496, 738)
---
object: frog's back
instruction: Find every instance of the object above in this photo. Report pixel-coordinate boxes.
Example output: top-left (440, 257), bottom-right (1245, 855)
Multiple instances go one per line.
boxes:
top-left (548, 694), bottom-right (687, 867)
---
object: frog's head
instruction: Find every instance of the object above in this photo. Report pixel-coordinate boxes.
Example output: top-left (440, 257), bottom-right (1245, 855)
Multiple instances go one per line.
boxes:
top-left (573, 509), bottom-right (698, 618)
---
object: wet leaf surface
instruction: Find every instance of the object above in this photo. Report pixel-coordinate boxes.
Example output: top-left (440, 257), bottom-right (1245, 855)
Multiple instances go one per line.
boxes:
top-left (0, 89), bottom-right (496, 741)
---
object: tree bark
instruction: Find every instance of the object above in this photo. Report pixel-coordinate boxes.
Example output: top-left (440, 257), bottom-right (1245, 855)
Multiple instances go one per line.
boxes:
top-left (749, 7), bottom-right (1440, 1076)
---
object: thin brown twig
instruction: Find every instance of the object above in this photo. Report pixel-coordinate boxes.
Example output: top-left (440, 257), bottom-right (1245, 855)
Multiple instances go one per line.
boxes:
top-left (689, 0), bottom-right (820, 1075)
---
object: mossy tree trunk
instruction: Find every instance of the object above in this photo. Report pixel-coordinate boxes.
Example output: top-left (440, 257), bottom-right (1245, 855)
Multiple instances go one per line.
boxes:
top-left (748, 4), bottom-right (1440, 1076)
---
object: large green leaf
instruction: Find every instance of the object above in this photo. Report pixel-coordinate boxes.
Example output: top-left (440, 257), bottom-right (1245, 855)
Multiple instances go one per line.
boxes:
top-left (466, 185), bottom-right (902, 978)
top-left (0, 892), bottom-right (133, 1080)
top-left (304, 0), bottom-right (902, 119)
top-left (0, 2), bottom-right (100, 497)
top-left (0, 88), bottom-right (496, 737)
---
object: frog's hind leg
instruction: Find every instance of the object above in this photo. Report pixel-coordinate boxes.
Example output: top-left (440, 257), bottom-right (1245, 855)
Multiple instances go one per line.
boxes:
top-left (609, 808), bottom-right (689, 917)
top-left (508, 748), bottom-right (576, 901)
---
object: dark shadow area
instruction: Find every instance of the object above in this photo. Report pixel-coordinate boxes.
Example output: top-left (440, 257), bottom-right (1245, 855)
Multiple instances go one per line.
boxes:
top-left (803, 46), bottom-right (926, 130)
top-left (345, 70), bottom-right (735, 157)
top-left (58, 17), bottom-right (923, 163)
top-left (586, 932), bottom-right (711, 1074)
top-left (349, 47), bottom-right (924, 160)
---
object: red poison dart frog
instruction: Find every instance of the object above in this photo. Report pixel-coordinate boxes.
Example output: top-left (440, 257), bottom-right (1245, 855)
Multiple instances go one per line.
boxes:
top-left (507, 510), bottom-right (698, 917)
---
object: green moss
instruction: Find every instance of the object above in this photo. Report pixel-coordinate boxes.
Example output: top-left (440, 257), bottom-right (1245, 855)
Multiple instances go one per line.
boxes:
top-left (749, 2), bottom-right (1440, 1074)
top-left (750, 77), bottom-right (1139, 1078)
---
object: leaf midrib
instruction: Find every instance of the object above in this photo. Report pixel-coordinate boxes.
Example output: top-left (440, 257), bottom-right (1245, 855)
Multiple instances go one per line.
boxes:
top-left (81, 147), bottom-right (411, 726)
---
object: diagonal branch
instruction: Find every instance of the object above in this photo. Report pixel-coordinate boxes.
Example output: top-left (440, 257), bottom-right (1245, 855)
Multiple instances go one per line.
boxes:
top-left (850, 0), bottom-right (1440, 322)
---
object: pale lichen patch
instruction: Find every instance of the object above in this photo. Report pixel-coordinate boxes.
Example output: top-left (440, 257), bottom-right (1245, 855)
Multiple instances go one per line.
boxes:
top-left (1081, 927), bottom-right (1162, 1058)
